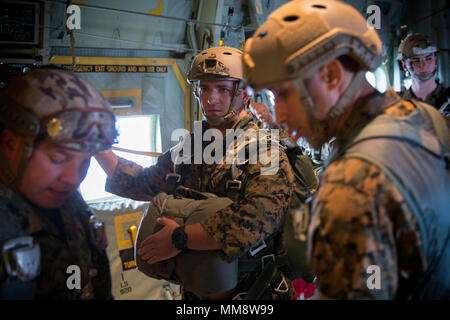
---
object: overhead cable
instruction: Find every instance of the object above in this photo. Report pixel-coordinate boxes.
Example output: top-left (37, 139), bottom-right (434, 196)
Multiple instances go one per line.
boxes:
top-left (44, 0), bottom-right (256, 32)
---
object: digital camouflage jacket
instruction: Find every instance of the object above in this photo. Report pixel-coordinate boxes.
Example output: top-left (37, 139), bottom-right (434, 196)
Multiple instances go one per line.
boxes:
top-left (308, 89), bottom-right (433, 299)
top-left (106, 114), bottom-right (295, 262)
top-left (0, 182), bottom-right (112, 300)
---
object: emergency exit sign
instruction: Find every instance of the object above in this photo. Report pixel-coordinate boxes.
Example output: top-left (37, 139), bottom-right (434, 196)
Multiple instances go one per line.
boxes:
top-left (61, 64), bottom-right (168, 73)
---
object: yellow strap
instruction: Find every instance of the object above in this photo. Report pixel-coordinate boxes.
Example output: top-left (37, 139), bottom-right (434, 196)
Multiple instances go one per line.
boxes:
top-left (112, 146), bottom-right (162, 157)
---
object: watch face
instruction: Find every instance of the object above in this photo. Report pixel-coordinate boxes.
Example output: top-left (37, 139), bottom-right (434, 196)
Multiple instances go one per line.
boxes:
top-left (172, 226), bottom-right (187, 251)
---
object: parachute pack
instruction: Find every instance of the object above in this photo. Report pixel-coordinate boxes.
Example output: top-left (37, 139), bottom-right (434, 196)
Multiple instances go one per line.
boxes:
top-left (134, 125), bottom-right (319, 300)
top-left (135, 187), bottom-right (237, 298)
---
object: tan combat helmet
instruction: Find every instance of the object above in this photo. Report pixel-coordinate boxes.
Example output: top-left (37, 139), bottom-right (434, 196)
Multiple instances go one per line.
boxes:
top-left (0, 66), bottom-right (118, 186)
top-left (397, 33), bottom-right (438, 81)
top-left (243, 0), bottom-right (382, 118)
top-left (188, 46), bottom-right (246, 122)
top-left (397, 34), bottom-right (438, 61)
top-left (188, 46), bottom-right (244, 81)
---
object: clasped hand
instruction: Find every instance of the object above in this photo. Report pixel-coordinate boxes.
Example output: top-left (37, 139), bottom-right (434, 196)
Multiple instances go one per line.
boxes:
top-left (137, 217), bottom-right (181, 264)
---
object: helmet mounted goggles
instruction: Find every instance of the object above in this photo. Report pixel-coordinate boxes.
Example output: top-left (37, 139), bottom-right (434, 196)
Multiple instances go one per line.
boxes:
top-left (42, 108), bottom-right (118, 153)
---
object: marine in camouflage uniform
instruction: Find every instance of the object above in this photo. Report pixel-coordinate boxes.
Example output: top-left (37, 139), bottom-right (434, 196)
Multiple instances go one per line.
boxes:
top-left (400, 81), bottom-right (449, 115)
top-left (0, 67), bottom-right (115, 299)
top-left (97, 47), bottom-right (295, 299)
top-left (0, 184), bottom-right (112, 299)
top-left (307, 89), bottom-right (429, 299)
top-left (397, 33), bottom-right (450, 116)
top-left (106, 112), bottom-right (295, 267)
top-left (244, 0), bottom-right (450, 299)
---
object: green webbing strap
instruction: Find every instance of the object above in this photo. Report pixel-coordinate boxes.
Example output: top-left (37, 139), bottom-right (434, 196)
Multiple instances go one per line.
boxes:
top-left (237, 258), bottom-right (261, 274)
top-left (238, 251), bottom-right (291, 275)
top-left (225, 161), bottom-right (246, 202)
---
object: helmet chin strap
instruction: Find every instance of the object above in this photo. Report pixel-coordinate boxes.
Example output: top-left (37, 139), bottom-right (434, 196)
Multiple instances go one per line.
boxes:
top-left (292, 78), bottom-right (332, 149)
top-left (194, 80), bottom-right (244, 127)
top-left (0, 137), bottom-right (34, 189)
top-left (413, 70), bottom-right (436, 82)
top-left (0, 96), bottom-right (39, 188)
top-left (406, 60), bottom-right (437, 82)
top-left (328, 71), bottom-right (366, 118)
top-left (222, 81), bottom-right (244, 122)
top-left (292, 70), bottom-right (365, 148)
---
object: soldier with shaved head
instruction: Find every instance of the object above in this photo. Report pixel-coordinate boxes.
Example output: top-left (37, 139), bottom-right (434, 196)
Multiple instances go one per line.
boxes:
top-left (0, 66), bottom-right (116, 299)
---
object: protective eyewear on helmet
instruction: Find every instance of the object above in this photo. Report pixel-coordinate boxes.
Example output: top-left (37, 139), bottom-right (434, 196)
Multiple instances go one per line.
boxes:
top-left (43, 108), bottom-right (117, 148)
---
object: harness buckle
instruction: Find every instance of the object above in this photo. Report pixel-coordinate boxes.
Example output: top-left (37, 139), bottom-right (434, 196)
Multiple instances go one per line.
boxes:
top-left (232, 292), bottom-right (248, 300)
top-left (225, 180), bottom-right (242, 191)
top-left (274, 275), bottom-right (289, 294)
top-left (165, 173), bottom-right (181, 183)
top-left (2, 236), bottom-right (41, 281)
top-left (249, 240), bottom-right (267, 256)
top-left (261, 254), bottom-right (275, 270)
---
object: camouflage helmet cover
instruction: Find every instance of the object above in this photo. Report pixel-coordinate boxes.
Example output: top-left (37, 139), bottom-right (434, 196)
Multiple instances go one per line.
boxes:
top-left (243, 0), bottom-right (383, 91)
top-left (397, 33), bottom-right (438, 60)
top-left (0, 67), bottom-right (117, 153)
top-left (187, 46), bottom-right (244, 82)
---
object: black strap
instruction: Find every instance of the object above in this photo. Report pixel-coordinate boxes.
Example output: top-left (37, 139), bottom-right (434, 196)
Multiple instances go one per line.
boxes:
top-left (243, 251), bottom-right (291, 300)
top-left (174, 186), bottom-right (209, 200)
top-left (1, 278), bottom-right (36, 300)
top-left (245, 259), bottom-right (277, 300)
top-left (164, 173), bottom-right (181, 194)
top-left (409, 229), bottom-right (450, 299)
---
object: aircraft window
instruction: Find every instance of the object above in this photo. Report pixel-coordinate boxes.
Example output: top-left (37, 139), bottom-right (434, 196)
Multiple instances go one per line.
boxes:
top-left (366, 71), bottom-right (376, 88)
top-left (79, 115), bottom-right (161, 202)
top-left (365, 66), bottom-right (388, 93)
top-left (375, 67), bottom-right (388, 93)
top-left (402, 78), bottom-right (412, 91)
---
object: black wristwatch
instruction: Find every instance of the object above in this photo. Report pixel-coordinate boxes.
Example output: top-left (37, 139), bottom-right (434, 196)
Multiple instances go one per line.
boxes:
top-left (172, 226), bottom-right (188, 251)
